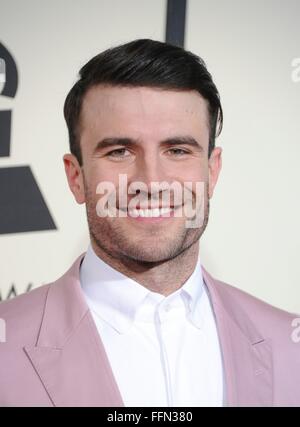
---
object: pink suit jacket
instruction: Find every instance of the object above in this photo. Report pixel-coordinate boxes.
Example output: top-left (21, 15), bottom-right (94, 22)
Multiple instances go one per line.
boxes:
top-left (0, 254), bottom-right (299, 406)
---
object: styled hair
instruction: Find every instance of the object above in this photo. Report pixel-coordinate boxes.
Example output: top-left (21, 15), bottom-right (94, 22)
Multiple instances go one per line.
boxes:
top-left (64, 38), bottom-right (223, 165)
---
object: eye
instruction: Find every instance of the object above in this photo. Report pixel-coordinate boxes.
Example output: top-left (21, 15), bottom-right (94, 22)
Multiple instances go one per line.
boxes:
top-left (106, 148), bottom-right (131, 159)
top-left (167, 148), bottom-right (189, 156)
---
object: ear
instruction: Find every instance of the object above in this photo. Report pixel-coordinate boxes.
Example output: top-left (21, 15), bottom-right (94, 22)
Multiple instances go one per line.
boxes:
top-left (208, 147), bottom-right (222, 199)
top-left (63, 154), bottom-right (85, 204)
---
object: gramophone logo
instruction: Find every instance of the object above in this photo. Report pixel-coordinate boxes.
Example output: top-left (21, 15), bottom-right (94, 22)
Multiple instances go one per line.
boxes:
top-left (0, 42), bottom-right (56, 234)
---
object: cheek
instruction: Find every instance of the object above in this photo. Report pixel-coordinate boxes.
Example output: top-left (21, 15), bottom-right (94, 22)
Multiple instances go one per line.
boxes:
top-left (179, 164), bottom-right (208, 184)
top-left (84, 162), bottom-right (118, 191)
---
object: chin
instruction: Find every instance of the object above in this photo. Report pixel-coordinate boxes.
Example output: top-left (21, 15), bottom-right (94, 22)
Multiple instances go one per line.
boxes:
top-left (122, 245), bottom-right (181, 264)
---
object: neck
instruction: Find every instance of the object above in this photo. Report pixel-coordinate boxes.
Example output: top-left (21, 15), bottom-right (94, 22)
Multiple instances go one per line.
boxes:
top-left (90, 239), bottom-right (200, 297)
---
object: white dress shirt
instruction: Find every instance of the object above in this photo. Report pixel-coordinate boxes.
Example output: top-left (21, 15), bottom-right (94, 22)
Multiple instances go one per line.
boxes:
top-left (80, 245), bottom-right (224, 406)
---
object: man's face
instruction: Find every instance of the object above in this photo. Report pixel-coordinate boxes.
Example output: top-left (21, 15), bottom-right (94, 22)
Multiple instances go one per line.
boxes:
top-left (64, 85), bottom-right (222, 263)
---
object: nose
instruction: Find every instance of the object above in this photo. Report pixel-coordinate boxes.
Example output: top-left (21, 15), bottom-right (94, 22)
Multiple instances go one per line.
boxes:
top-left (128, 151), bottom-right (171, 203)
top-left (131, 151), bottom-right (169, 186)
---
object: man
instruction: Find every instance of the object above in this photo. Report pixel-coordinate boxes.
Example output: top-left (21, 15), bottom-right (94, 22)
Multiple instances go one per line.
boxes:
top-left (0, 39), bottom-right (299, 407)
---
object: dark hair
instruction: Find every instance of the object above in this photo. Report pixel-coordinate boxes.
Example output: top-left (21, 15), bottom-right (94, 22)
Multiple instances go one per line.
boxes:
top-left (64, 39), bottom-right (223, 165)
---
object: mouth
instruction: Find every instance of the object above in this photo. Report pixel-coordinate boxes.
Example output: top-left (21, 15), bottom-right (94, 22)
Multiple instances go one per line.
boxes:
top-left (117, 205), bottom-right (182, 221)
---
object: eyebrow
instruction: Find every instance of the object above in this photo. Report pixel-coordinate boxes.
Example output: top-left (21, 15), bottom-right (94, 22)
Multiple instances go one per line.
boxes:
top-left (93, 136), bottom-right (204, 153)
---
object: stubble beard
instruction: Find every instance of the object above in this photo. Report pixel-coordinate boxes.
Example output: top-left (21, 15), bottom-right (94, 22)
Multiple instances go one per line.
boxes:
top-left (84, 185), bottom-right (210, 266)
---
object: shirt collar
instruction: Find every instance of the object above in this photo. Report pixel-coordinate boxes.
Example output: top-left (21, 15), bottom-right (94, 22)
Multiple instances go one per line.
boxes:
top-left (80, 244), bottom-right (205, 334)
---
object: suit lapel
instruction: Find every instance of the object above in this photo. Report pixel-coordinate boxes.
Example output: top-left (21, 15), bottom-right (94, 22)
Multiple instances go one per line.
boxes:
top-left (202, 267), bottom-right (273, 406)
top-left (24, 255), bottom-right (124, 407)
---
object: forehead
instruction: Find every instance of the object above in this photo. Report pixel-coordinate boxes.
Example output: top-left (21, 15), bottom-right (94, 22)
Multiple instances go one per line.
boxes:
top-left (80, 85), bottom-right (209, 141)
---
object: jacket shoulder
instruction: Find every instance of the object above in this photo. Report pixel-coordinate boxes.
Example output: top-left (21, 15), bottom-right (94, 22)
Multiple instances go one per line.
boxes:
top-left (218, 278), bottom-right (297, 317)
top-left (208, 273), bottom-right (299, 341)
top-left (0, 254), bottom-right (85, 347)
top-left (0, 283), bottom-right (51, 346)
